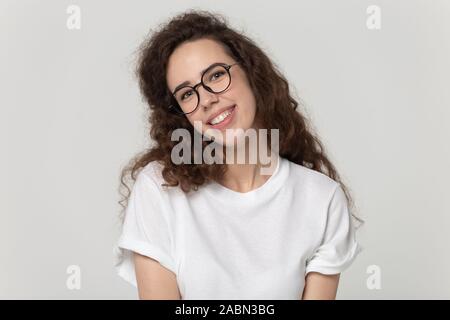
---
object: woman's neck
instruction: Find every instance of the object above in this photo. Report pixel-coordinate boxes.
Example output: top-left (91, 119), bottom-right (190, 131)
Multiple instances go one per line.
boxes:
top-left (218, 146), bottom-right (278, 193)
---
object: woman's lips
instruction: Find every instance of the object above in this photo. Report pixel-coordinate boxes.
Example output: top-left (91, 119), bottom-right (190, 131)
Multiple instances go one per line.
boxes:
top-left (207, 105), bottom-right (236, 130)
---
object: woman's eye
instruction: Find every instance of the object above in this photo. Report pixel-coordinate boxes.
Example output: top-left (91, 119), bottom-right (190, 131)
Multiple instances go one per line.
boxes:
top-left (181, 90), bottom-right (193, 100)
top-left (210, 71), bottom-right (225, 81)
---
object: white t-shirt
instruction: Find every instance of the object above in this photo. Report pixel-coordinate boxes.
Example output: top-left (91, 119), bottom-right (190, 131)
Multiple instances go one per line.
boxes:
top-left (114, 154), bottom-right (362, 299)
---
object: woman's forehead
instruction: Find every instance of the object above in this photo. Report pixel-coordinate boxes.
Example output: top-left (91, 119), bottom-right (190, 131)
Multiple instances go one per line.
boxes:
top-left (166, 39), bottom-right (232, 89)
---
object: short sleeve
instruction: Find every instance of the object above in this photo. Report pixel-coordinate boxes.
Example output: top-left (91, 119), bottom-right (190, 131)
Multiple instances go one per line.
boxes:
top-left (305, 184), bottom-right (363, 276)
top-left (113, 170), bottom-right (177, 287)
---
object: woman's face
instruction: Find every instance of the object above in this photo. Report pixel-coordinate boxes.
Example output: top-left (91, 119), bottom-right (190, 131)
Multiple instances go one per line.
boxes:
top-left (166, 38), bottom-right (257, 146)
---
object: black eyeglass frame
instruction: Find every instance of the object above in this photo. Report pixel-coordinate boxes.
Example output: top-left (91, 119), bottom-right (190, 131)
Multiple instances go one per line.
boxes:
top-left (168, 62), bottom-right (240, 115)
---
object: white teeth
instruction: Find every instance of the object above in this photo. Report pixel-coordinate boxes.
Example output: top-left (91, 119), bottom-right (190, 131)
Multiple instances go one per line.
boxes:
top-left (210, 108), bottom-right (233, 125)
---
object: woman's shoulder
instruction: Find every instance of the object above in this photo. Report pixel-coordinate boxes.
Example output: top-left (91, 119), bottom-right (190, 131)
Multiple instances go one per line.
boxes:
top-left (137, 160), bottom-right (167, 190)
top-left (137, 160), bottom-right (188, 197)
top-left (284, 158), bottom-right (340, 195)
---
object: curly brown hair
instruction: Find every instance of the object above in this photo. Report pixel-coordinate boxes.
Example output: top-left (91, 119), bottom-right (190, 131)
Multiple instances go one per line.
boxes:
top-left (118, 9), bottom-right (363, 226)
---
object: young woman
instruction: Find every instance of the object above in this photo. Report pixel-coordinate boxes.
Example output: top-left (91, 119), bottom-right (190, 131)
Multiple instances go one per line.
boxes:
top-left (114, 10), bottom-right (363, 300)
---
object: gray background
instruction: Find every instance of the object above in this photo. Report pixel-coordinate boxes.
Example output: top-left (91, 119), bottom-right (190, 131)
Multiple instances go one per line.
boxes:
top-left (1, 0), bottom-right (449, 299)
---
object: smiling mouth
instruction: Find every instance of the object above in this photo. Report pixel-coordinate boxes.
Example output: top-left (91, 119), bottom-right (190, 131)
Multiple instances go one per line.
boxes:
top-left (207, 105), bottom-right (236, 125)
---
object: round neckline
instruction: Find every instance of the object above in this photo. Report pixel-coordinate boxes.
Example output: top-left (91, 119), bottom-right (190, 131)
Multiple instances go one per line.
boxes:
top-left (204, 153), bottom-right (289, 203)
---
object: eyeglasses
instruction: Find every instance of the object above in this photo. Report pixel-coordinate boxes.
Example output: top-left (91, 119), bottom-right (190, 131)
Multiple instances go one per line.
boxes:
top-left (168, 62), bottom-right (240, 115)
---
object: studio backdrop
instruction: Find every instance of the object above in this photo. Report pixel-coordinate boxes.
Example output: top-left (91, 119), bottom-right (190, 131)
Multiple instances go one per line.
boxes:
top-left (1, 0), bottom-right (449, 299)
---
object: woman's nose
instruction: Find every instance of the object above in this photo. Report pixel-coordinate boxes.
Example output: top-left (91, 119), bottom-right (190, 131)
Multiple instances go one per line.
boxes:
top-left (198, 85), bottom-right (218, 109)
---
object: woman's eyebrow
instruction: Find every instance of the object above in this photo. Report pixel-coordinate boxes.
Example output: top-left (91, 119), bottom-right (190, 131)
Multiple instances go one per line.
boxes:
top-left (172, 62), bottom-right (220, 93)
